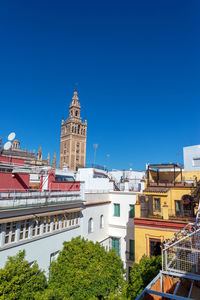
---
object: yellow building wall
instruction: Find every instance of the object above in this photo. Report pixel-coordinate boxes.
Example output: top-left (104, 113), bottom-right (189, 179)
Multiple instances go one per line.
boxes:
top-left (134, 226), bottom-right (178, 263)
top-left (169, 187), bottom-right (195, 214)
top-left (145, 186), bottom-right (195, 216)
top-left (183, 171), bottom-right (200, 181)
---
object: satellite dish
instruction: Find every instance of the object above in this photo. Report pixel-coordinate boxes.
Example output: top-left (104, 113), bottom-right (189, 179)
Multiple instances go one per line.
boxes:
top-left (8, 132), bottom-right (16, 141)
top-left (4, 141), bottom-right (12, 151)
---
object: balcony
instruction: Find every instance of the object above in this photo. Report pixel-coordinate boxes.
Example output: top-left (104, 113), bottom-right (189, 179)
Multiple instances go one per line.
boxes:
top-left (148, 181), bottom-right (194, 188)
top-left (0, 182), bottom-right (84, 211)
top-left (146, 163), bottom-right (196, 188)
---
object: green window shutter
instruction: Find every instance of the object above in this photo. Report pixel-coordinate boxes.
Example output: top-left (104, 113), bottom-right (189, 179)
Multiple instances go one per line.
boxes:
top-left (114, 204), bottom-right (120, 216)
top-left (129, 240), bottom-right (135, 261)
top-left (112, 238), bottom-right (119, 256)
top-left (114, 204), bottom-right (117, 216)
top-left (129, 205), bottom-right (135, 218)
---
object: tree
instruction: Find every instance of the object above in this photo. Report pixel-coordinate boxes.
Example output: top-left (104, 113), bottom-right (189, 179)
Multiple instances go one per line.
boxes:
top-left (0, 250), bottom-right (47, 300)
top-left (127, 255), bottom-right (161, 299)
top-left (48, 237), bottom-right (125, 299)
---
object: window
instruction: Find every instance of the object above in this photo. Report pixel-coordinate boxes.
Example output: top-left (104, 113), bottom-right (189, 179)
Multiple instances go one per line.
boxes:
top-left (11, 222), bottom-right (16, 242)
top-left (5, 223), bottom-right (16, 244)
top-left (175, 200), bottom-right (181, 216)
top-left (55, 175), bottom-right (75, 182)
top-left (129, 240), bottom-right (135, 261)
top-left (72, 213), bottom-right (75, 226)
top-left (43, 217), bottom-right (51, 234)
top-left (69, 214), bottom-right (72, 226)
top-left (100, 215), bottom-right (104, 228)
top-left (111, 237), bottom-right (120, 256)
top-left (37, 218), bottom-right (41, 235)
top-left (76, 212), bottom-right (79, 225)
top-left (32, 220), bottom-right (37, 237)
top-left (193, 158), bottom-right (200, 167)
top-left (28, 261), bottom-right (36, 267)
top-left (114, 204), bottom-right (120, 217)
top-left (19, 220), bottom-right (30, 240)
top-left (129, 205), bottom-right (135, 218)
top-left (154, 198), bottom-right (161, 211)
top-left (5, 223), bottom-right (11, 244)
top-left (88, 218), bottom-right (93, 233)
top-left (149, 239), bottom-right (161, 257)
top-left (65, 214), bottom-right (68, 227)
top-left (50, 251), bottom-right (59, 263)
top-left (53, 216), bottom-right (59, 231)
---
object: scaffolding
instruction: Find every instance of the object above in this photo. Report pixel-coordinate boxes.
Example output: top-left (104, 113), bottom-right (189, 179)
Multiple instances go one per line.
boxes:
top-left (136, 201), bottom-right (200, 300)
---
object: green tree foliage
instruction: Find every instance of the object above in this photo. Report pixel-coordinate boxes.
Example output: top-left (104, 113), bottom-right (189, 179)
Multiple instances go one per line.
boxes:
top-left (0, 250), bottom-right (47, 300)
top-left (48, 237), bottom-right (125, 299)
top-left (127, 255), bottom-right (161, 299)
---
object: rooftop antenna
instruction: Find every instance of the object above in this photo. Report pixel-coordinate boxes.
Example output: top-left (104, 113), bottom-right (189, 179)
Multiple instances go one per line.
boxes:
top-left (93, 144), bottom-right (98, 167)
top-left (8, 132), bottom-right (16, 141)
top-left (3, 132), bottom-right (16, 162)
top-left (4, 132), bottom-right (16, 151)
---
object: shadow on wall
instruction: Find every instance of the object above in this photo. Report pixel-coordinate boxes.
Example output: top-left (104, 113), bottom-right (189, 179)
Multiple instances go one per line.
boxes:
top-left (125, 213), bottom-right (135, 277)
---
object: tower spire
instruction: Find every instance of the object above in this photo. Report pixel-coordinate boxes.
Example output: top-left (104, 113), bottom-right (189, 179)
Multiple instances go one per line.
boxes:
top-left (59, 89), bottom-right (87, 171)
top-left (52, 150), bottom-right (57, 169)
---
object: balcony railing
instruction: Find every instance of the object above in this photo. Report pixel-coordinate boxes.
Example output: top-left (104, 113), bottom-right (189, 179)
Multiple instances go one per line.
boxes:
top-left (0, 184), bottom-right (84, 210)
top-left (148, 181), bottom-right (194, 188)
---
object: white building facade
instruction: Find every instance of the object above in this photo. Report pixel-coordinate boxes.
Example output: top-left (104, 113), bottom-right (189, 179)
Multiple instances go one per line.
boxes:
top-left (184, 145), bottom-right (200, 171)
top-left (0, 192), bottom-right (84, 272)
top-left (77, 167), bottom-right (143, 274)
top-left (0, 165), bottom-right (144, 276)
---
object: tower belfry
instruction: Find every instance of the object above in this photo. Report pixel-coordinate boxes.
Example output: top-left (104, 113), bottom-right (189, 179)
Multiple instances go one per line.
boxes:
top-left (59, 90), bottom-right (87, 171)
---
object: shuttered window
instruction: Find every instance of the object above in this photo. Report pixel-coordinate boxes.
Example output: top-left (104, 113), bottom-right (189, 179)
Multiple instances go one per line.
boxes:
top-left (112, 237), bottom-right (120, 256)
top-left (129, 205), bottom-right (135, 218)
top-left (129, 240), bottom-right (135, 261)
top-left (114, 204), bottom-right (120, 217)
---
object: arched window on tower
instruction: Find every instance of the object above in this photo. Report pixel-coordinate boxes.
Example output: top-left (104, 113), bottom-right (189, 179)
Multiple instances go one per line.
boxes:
top-left (88, 218), bottom-right (93, 233)
top-left (75, 110), bottom-right (78, 117)
top-left (72, 127), bottom-right (74, 133)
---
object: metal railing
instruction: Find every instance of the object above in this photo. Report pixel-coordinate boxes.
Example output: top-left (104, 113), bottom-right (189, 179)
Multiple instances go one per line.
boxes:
top-left (0, 186), bottom-right (83, 210)
top-left (148, 181), bottom-right (195, 188)
top-left (85, 164), bottom-right (108, 171)
top-left (163, 228), bottom-right (200, 279)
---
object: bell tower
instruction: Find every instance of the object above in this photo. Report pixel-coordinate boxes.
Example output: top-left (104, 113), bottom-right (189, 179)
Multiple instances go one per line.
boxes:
top-left (59, 90), bottom-right (87, 171)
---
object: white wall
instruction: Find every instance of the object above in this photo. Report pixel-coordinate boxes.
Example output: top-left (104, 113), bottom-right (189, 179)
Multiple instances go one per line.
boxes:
top-left (81, 201), bottom-right (110, 244)
top-left (109, 170), bottom-right (145, 192)
top-left (80, 191), bottom-right (137, 270)
top-left (81, 192), bottom-right (110, 245)
top-left (0, 226), bottom-right (81, 274)
top-left (76, 168), bottom-right (114, 192)
top-left (109, 170), bottom-right (145, 182)
top-left (108, 192), bottom-right (136, 269)
top-left (0, 182), bottom-right (138, 276)
top-left (184, 145), bottom-right (200, 171)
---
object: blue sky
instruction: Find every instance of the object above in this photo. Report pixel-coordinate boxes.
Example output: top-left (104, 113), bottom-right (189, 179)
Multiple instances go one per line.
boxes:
top-left (0, 0), bottom-right (200, 171)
